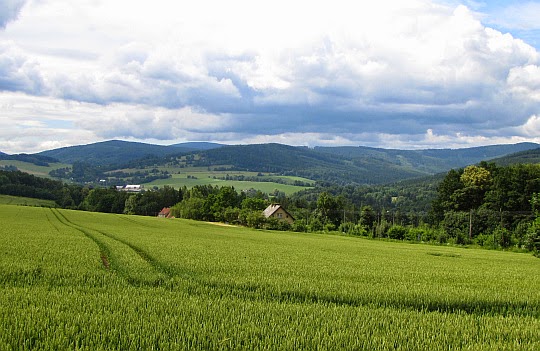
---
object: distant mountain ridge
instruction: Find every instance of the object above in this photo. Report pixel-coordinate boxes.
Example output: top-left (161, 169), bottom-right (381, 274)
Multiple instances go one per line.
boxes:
top-left (193, 143), bottom-right (427, 184)
top-left (314, 142), bottom-right (540, 175)
top-left (16, 140), bottom-right (540, 185)
top-left (37, 140), bottom-right (192, 166)
top-left (489, 147), bottom-right (540, 166)
top-left (37, 140), bottom-right (225, 166)
top-left (171, 142), bottom-right (224, 150)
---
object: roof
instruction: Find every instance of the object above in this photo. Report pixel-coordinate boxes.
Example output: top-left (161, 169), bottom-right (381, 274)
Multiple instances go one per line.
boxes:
top-left (262, 204), bottom-right (294, 220)
top-left (158, 207), bottom-right (172, 217)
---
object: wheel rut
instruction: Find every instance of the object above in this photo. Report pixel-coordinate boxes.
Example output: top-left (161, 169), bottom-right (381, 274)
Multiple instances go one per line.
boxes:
top-left (50, 209), bottom-right (169, 285)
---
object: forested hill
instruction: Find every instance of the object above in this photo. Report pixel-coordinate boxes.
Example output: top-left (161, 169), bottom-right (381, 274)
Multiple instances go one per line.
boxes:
top-left (20, 140), bottom-right (540, 185)
top-left (314, 142), bottom-right (540, 175)
top-left (170, 142), bottom-right (224, 150)
top-left (193, 143), bottom-right (433, 185)
top-left (37, 140), bottom-right (193, 166)
top-left (489, 147), bottom-right (540, 166)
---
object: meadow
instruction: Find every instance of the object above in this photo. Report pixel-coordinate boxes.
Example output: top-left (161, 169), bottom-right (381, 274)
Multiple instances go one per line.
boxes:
top-left (0, 160), bottom-right (69, 178)
top-left (144, 171), bottom-right (312, 195)
top-left (0, 203), bottom-right (539, 350)
top-left (0, 194), bottom-right (56, 207)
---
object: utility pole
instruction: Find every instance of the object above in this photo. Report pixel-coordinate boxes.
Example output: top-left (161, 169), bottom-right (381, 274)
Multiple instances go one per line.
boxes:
top-left (469, 209), bottom-right (473, 241)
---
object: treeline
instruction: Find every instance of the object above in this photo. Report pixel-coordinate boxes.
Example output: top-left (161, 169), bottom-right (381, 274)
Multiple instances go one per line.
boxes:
top-left (0, 170), bottom-right (180, 216)
top-left (170, 185), bottom-right (288, 229)
top-left (428, 162), bottom-right (540, 252)
top-left (0, 153), bottom-right (58, 167)
top-left (2, 164), bottom-right (539, 256)
top-left (0, 170), bottom-right (70, 203)
top-left (285, 162), bottom-right (540, 254)
top-left (49, 161), bottom-right (170, 184)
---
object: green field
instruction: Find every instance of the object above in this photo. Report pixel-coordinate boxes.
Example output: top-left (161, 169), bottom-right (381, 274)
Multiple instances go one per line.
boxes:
top-left (1, 204), bottom-right (539, 350)
top-left (0, 194), bottom-right (56, 207)
top-left (144, 173), bottom-right (312, 195)
top-left (0, 160), bottom-right (70, 178)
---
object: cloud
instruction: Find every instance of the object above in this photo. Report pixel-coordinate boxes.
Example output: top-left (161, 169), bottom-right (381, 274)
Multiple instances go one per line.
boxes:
top-left (517, 114), bottom-right (540, 137)
top-left (0, 0), bottom-right (27, 29)
top-left (0, 0), bottom-right (540, 152)
top-left (507, 64), bottom-right (540, 101)
top-left (0, 41), bottom-right (44, 93)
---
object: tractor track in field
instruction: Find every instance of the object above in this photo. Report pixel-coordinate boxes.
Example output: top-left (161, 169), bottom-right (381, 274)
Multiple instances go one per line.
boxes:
top-left (49, 208), bottom-right (112, 271)
top-left (49, 208), bottom-right (172, 285)
top-left (91, 227), bottom-right (174, 278)
top-left (115, 214), bottom-right (157, 228)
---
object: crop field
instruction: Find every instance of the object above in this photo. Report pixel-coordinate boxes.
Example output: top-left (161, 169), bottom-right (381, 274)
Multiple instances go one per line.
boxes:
top-left (0, 160), bottom-right (70, 178)
top-left (0, 204), bottom-right (539, 350)
top-left (0, 195), bottom-right (56, 207)
top-left (144, 173), bottom-right (312, 195)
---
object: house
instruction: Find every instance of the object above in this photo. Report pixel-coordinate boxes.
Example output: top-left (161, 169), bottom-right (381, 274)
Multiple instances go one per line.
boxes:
top-left (262, 204), bottom-right (294, 224)
top-left (116, 185), bottom-right (143, 192)
top-left (124, 185), bottom-right (143, 192)
top-left (158, 207), bottom-right (173, 218)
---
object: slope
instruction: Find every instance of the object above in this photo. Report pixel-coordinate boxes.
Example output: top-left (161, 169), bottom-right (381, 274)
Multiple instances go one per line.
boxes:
top-left (314, 142), bottom-right (540, 174)
top-left (193, 143), bottom-right (427, 185)
top-left (38, 140), bottom-right (192, 166)
top-left (170, 142), bottom-right (224, 150)
top-left (489, 147), bottom-right (540, 166)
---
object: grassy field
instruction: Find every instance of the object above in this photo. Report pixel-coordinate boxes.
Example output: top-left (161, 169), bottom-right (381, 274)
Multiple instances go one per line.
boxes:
top-left (144, 173), bottom-right (312, 195)
top-left (1, 204), bottom-right (539, 350)
top-left (0, 194), bottom-right (56, 207)
top-left (0, 160), bottom-right (69, 178)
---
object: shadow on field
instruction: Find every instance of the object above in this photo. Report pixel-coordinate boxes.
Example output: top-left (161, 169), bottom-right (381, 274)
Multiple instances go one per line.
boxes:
top-left (197, 280), bottom-right (538, 318)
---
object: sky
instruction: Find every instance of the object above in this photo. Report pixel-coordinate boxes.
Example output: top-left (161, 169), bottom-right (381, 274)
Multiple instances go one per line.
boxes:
top-left (0, 0), bottom-right (540, 154)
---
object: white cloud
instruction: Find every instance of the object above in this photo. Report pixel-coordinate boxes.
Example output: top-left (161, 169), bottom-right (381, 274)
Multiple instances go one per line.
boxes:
top-left (0, 41), bottom-right (44, 93)
top-left (0, 0), bottom-right (27, 29)
top-left (0, 0), bottom-right (540, 152)
top-left (507, 64), bottom-right (540, 101)
top-left (517, 114), bottom-right (540, 137)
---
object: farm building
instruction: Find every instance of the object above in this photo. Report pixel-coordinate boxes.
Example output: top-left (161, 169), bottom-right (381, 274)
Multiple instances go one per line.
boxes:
top-left (116, 185), bottom-right (143, 192)
top-left (158, 207), bottom-right (173, 218)
top-left (263, 204), bottom-right (294, 224)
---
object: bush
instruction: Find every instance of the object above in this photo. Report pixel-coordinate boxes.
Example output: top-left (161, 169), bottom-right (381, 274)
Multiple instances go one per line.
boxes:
top-left (222, 207), bottom-right (240, 224)
top-left (475, 233), bottom-right (495, 247)
top-left (493, 227), bottom-right (513, 248)
top-left (246, 211), bottom-right (266, 229)
top-left (264, 218), bottom-right (291, 231)
top-left (338, 222), bottom-right (368, 236)
top-left (526, 219), bottom-right (540, 255)
top-left (405, 227), bottom-right (423, 241)
top-left (387, 225), bottom-right (408, 240)
top-left (308, 218), bottom-right (323, 232)
top-left (292, 220), bottom-right (308, 233)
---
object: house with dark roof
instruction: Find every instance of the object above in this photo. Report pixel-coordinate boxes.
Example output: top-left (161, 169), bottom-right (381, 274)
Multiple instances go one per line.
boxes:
top-left (262, 204), bottom-right (294, 224)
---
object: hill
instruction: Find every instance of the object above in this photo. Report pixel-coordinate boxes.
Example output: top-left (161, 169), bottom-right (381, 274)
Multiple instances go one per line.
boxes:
top-left (0, 153), bottom-right (59, 166)
top-left (28, 140), bottom-right (540, 185)
top-left (192, 143), bottom-right (427, 185)
top-left (170, 142), bottom-right (224, 150)
top-left (38, 140), bottom-right (192, 166)
top-left (489, 147), bottom-right (540, 166)
top-left (314, 142), bottom-right (540, 175)
top-left (186, 142), bottom-right (540, 185)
